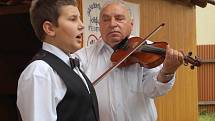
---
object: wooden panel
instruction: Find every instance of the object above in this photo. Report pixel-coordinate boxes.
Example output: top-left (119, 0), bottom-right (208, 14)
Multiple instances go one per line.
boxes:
top-left (0, 3), bottom-right (30, 15)
top-left (0, 13), bottom-right (41, 121)
top-left (77, 0), bottom-right (84, 47)
top-left (199, 105), bottom-right (215, 113)
top-left (0, 95), bottom-right (18, 121)
top-left (197, 45), bottom-right (215, 113)
top-left (125, 0), bottom-right (198, 121)
top-left (77, 0), bottom-right (83, 20)
top-left (0, 13), bottom-right (41, 95)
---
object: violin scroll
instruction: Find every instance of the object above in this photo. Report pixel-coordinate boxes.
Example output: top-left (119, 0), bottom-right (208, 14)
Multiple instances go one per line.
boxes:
top-left (183, 52), bottom-right (201, 69)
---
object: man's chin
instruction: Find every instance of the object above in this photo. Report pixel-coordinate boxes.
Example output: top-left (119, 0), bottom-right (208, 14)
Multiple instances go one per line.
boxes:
top-left (109, 36), bottom-right (122, 41)
top-left (113, 38), bottom-right (123, 44)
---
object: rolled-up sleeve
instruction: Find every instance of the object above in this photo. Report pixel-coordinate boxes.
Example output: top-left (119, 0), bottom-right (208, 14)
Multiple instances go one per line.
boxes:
top-left (141, 65), bottom-right (176, 98)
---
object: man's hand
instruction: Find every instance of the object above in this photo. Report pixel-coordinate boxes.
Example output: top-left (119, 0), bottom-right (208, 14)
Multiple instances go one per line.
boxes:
top-left (157, 45), bottom-right (184, 83)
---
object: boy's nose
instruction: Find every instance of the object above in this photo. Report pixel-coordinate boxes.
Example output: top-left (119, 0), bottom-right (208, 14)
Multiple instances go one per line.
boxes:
top-left (78, 21), bottom-right (84, 30)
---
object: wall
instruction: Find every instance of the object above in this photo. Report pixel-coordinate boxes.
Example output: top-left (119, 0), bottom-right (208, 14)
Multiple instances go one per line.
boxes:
top-left (196, 4), bottom-right (215, 45)
top-left (196, 3), bottom-right (215, 113)
top-left (197, 45), bottom-right (215, 113)
top-left (0, 13), bottom-right (41, 121)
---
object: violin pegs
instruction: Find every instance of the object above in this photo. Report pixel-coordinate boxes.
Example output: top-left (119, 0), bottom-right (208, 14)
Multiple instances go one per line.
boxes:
top-left (188, 52), bottom-right (192, 56)
top-left (184, 62), bottom-right (188, 66)
top-left (195, 56), bottom-right (201, 67)
top-left (182, 52), bottom-right (201, 69)
top-left (183, 57), bottom-right (188, 66)
top-left (190, 65), bottom-right (195, 70)
top-left (195, 56), bottom-right (201, 61)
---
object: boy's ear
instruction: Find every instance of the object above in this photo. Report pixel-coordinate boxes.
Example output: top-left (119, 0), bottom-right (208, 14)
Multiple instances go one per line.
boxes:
top-left (43, 21), bottom-right (56, 37)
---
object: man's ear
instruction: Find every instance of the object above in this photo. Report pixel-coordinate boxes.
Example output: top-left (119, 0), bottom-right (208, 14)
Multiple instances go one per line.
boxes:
top-left (43, 21), bottom-right (56, 37)
top-left (131, 19), bottom-right (134, 30)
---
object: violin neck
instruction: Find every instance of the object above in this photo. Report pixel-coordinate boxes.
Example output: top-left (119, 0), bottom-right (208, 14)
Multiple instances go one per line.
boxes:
top-left (140, 45), bottom-right (166, 55)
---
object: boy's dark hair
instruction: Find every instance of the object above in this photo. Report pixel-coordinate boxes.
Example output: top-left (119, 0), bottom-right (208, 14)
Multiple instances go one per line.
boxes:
top-left (30, 0), bottom-right (77, 41)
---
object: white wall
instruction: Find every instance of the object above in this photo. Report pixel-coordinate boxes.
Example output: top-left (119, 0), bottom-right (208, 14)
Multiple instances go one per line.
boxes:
top-left (196, 4), bottom-right (215, 45)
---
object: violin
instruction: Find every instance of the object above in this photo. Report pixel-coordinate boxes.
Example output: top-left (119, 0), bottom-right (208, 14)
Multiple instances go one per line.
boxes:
top-left (92, 23), bottom-right (201, 86)
top-left (111, 36), bottom-right (201, 69)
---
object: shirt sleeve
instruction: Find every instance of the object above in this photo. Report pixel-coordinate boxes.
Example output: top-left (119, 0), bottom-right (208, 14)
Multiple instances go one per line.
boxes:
top-left (141, 64), bottom-right (176, 98)
top-left (17, 60), bottom-right (66, 121)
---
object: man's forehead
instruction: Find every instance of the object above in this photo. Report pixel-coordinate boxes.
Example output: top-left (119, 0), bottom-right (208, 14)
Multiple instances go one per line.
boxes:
top-left (101, 7), bottom-right (128, 16)
top-left (101, 13), bottom-right (126, 18)
top-left (102, 3), bottom-right (128, 12)
top-left (99, 2), bottom-right (132, 20)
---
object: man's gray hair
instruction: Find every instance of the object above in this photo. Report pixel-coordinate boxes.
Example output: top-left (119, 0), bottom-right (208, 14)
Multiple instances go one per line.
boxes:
top-left (100, 0), bottom-right (133, 19)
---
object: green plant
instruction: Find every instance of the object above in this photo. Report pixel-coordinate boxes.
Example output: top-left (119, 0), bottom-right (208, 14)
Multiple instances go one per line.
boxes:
top-left (199, 112), bottom-right (215, 121)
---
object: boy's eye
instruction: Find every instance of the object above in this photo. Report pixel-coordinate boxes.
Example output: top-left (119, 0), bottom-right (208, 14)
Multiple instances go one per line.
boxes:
top-left (68, 15), bottom-right (79, 21)
top-left (69, 17), bottom-right (77, 21)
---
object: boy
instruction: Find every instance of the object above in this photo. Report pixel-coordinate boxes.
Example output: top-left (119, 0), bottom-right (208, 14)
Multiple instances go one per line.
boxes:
top-left (16, 0), bottom-right (99, 121)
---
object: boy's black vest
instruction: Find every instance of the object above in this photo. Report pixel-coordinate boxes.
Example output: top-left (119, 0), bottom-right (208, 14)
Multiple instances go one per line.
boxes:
top-left (32, 50), bottom-right (99, 121)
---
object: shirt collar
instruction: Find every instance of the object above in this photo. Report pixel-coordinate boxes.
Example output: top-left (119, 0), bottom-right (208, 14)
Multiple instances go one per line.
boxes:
top-left (42, 42), bottom-right (70, 66)
top-left (99, 35), bottom-right (135, 54)
top-left (99, 40), bottom-right (114, 54)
